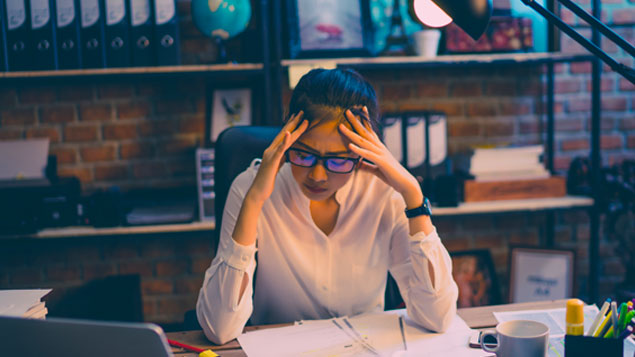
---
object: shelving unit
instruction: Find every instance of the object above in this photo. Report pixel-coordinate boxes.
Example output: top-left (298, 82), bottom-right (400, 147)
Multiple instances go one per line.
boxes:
top-left (433, 196), bottom-right (593, 216)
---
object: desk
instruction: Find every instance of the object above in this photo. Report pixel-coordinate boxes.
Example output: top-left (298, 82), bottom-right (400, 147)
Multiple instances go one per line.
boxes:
top-left (166, 300), bottom-right (568, 356)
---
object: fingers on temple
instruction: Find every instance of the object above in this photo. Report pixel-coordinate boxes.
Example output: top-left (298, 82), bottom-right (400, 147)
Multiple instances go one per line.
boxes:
top-left (350, 143), bottom-right (381, 163)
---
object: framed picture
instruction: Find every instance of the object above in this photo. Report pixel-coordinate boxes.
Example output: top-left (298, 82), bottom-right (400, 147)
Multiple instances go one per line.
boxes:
top-left (286, 0), bottom-right (374, 59)
top-left (451, 249), bottom-right (501, 308)
top-left (206, 88), bottom-right (253, 144)
top-left (509, 246), bottom-right (575, 303)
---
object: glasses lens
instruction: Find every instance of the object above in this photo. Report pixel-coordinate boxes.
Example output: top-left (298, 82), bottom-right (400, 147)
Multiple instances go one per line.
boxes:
top-left (325, 158), bottom-right (355, 173)
top-left (288, 149), bottom-right (316, 167)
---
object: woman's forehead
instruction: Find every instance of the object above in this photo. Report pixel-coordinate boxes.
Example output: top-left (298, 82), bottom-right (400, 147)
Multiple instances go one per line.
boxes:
top-left (297, 118), bottom-right (353, 154)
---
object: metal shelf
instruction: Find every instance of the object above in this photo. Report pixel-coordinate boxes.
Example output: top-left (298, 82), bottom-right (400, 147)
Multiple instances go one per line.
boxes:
top-left (433, 196), bottom-right (594, 216)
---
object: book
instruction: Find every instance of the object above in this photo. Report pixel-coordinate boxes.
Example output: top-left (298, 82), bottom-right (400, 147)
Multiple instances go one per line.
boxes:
top-left (0, 289), bottom-right (51, 319)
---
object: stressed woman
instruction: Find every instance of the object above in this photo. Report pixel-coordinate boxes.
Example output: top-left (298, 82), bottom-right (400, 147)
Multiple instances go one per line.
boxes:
top-left (196, 68), bottom-right (458, 344)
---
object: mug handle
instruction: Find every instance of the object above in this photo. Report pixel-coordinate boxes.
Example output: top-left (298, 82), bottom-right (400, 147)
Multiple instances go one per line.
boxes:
top-left (480, 329), bottom-right (499, 353)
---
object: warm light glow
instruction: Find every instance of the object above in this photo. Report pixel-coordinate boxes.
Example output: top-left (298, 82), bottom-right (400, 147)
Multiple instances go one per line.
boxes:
top-left (412, 0), bottom-right (453, 28)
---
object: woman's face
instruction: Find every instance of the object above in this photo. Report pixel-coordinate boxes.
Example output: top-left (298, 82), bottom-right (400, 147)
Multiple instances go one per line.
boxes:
top-left (289, 118), bottom-right (358, 202)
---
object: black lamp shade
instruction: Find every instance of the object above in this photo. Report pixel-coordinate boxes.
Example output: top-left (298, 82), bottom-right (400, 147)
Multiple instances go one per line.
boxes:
top-left (409, 0), bottom-right (493, 41)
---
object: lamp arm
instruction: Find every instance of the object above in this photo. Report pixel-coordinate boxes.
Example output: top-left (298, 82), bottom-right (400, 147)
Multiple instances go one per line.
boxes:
top-left (521, 0), bottom-right (635, 84)
top-left (558, 0), bottom-right (635, 58)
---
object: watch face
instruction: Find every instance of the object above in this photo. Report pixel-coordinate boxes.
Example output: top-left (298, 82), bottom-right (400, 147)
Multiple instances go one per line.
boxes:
top-left (424, 197), bottom-right (432, 214)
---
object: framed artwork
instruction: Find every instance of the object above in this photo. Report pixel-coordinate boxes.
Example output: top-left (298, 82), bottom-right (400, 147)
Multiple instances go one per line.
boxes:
top-left (509, 246), bottom-right (575, 303)
top-left (451, 249), bottom-right (501, 308)
top-left (286, 0), bottom-right (374, 59)
top-left (206, 88), bottom-right (253, 144)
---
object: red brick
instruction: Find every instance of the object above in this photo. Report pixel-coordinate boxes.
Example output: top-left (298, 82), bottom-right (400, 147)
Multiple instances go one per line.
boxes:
top-left (83, 263), bottom-right (116, 280)
top-left (472, 233), bottom-right (506, 249)
top-left (64, 125), bottom-right (98, 142)
top-left (58, 85), bottom-right (94, 101)
top-left (80, 145), bottom-right (116, 162)
top-left (26, 127), bottom-right (61, 143)
top-left (191, 258), bottom-right (212, 274)
top-left (155, 137), bottom-right (198, 156)
top-left (619, 78), bottom-right (634, 91)
top-left (117, 101), bottom-right (151, 120)
top-left (561, 138), bottom-right (590, 151)
top-left (138, 120), bottom-right (179, 137)
top-left (1, 108), bottom-right (36, 125)
top-left (518, 80), bottom-right (543, 96)
top-left (585, 78), bottom-right (614, 92)
top-left (0, 88), bottom-right (17, 106)
top-left (11, 268), bottom-right (42, 285)
top-left (79, 103), bottom-right (113, 121)
top-left (601, 134), bottom-right (623, 149)
top-left (413, 81), bottom-right (448, 97)
top-left (178, 116), bottom-right (205, 134)
top-left (46, 266), bottom-right (81, 282)
top-left (381, 84), bottom-right (411, 101)
top-left (58, 167), bottom-right (93, 182)
top-left (462, 216), bottom-right (493, 231)
top-left (567, 99), bottom-right (591, 113)
top-left (49, 147), bottom-right (78, 164)
top-left (485, 81), bottom-right (516, 96)
top-left (554, 156), bottom-right (573, 171)
top-left (156, 296), bottom-right (197, 315)
top-left (444, 239), bottom-right (471, 252)
top-left (621, 118), bottom-right (635, 130)
top-left (450, 81), bottom-right (482, 97)
top-left (499, 102), bottom-right (531, 115)
top-left (103, 122), bottom-right (137, 140)
top-left (156, 260), bottom-right (188, 276)
top-left (19, 87), bottom-right (56, 104)
top-left (570, 62), bottom-right (591, 74)
top-left (120, 142), bottom-right (155, 159)
top-left (613, 7), bottom-right (635, 24)
top-left (628, 135), bottom-right (635, 149)
top-left (175, 277), bottom-right (204, 294)
top-left (601, 97), bottom-right (627, 111)
top-left (466, 102), bottom-right (497, 116)
top-left (143, 299), bottom-right (156, 318)
top-left (119, 262), bottom-right (154, 277)
top-left (133, 161), bottom-right (168, 179)
top-left (448, 121), bottom-right (481, 137)
top-left (556, 119), bottom-right (585, 132)
top-left (98, 84), bottom-right (135, 99)
top-left (430, 101), bottom-right (464, 116)
top-left (94, 164), bottom-right (129, 180)
top-left (141, 241), bottom-right (175, 258)
top-left (509, 231), bottom-right (539, 245)
top-left (167, 160), bottom-right (196, 177)
top-left (555, 79), bottom-right (582, 94)
top-left (519, 120), bottom-right (541, 134)
top-left (141, 279), bottom-right (174, 295)
top-left (484, 121), bottom-right (514, 137)
top-left (156, 98), bottom-right (194, 115)
top-left (40, 106), bottom-right (76, 124)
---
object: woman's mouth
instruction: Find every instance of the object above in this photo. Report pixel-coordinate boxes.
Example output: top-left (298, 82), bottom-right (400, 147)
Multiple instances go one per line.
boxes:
top-left (304, 183), bottom-right (327, 194)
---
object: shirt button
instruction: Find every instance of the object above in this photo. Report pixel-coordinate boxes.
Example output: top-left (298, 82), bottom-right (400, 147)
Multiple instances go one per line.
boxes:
top-left (322, 286), bottom-right (328, 291)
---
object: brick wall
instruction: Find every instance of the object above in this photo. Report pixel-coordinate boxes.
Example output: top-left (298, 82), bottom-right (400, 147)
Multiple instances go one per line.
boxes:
top-left (0, 0), bottom-right (632, 327)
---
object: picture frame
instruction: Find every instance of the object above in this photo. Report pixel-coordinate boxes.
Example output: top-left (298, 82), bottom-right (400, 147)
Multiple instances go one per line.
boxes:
top-left (206, 87), bottom-right (253, 145)
top-left (450, 249), bottom-right (502, 308)
top-left (286, 0), bottom-right (374, 59)
top-left (508, 246), bottom-right (576, 303)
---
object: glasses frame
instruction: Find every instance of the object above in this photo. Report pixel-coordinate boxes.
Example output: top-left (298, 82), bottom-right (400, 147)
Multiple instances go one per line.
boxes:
top-left (286, 148), bottom-right (360, 174)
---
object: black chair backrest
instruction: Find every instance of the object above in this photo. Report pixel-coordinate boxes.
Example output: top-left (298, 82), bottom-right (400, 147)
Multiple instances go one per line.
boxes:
top-left (214, 126), bottom-right (280, 245)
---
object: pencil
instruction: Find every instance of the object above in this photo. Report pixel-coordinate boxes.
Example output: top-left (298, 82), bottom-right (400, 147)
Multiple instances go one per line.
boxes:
top-left (399, 316), bottom-right (408, 351)
top-left (586, 299), bottom-right (610, 336)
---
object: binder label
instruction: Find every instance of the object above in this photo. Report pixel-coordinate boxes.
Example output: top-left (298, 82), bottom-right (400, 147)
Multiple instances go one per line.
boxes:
top-left (56, 0), bottom-right (76, 27)
top-left (154, 0), bottom-right (175, 25)
top-left (130, 0), bottom-right (150, 26)
top-left (6, 0), bottom-right (26, 30)
top-left (80, 0), bottom-right (100, 28)
top-left (30, 0), bottom-right (51, 29)
top-left (106, 0), bottom-right (125, 25)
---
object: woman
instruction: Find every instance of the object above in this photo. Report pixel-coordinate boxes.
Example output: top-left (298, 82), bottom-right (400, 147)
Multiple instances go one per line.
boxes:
top-left (196, 68), bottom-right (458, 344)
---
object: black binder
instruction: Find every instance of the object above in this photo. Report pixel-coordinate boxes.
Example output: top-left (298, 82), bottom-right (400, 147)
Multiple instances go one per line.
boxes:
top-left (78, 0), bottom-right (105, 68)
top-left (54, 0), bottom-right (81, 69)
top-left (129, 0), bottom-right (153, 66)
top-left (153, 0), bottom-right (179, 66)
top-left (0, 0), bottom-right (8, 71)
top-left (29, 0), bottom-right (58, 70)
top-left (104, 0), bottom-right (130, 67)
top-left (3, 0), bottom-right (32, 71)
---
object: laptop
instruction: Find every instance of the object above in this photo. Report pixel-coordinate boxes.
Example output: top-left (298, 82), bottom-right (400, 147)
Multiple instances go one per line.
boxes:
top-left (0, 315), bottom-right (174, 357)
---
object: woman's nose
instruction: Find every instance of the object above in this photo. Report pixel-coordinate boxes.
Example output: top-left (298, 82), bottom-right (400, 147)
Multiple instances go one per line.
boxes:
top-left (308, 161), bottom-right (328, 182)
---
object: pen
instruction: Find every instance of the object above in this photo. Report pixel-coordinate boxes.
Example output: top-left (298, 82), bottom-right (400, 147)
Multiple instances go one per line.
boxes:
top-left (586, 299), bottom-right (610, 336)
top-left (167, 339), bottom-right (218, 357)
top-left (610, 301), bottom-right (618, 338)
top-left (628, 301), bottom-right (633, 312)
top-left (593, 310), bottom-right (612, 337)
top-left (619, 325), bottom-right (633, 340)
top-left (399, 316), bottom-right (408, 351)
top-left (617, 302), bottom-right (627, 336)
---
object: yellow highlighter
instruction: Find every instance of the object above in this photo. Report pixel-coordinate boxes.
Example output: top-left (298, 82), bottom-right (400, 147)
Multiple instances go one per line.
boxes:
top-left (566, 299), bottom-right (585, 336)
top-left (593, 310), bottom-right (612, 337)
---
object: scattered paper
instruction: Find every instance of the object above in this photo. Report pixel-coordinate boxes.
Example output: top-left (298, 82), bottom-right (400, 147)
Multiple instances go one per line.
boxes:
top-left (0, 289), bottom-right (51, 317)
top-left (0, 139), bottom-right (49, 180)
top-left (493, 305), bottom-right (599, 338)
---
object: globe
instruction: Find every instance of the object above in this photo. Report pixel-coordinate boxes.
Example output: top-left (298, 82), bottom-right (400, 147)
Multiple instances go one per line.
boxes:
top-left (191, 0), bottom-right (252, 40)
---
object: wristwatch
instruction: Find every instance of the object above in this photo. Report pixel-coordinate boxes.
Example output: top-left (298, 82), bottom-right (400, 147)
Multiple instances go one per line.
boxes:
top-left (404, 197), bottom-right (432, 218)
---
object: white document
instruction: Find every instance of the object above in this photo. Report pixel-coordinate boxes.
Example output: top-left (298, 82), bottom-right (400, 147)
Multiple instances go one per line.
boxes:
top-left (0, 139), bottom-right (49, 180)
top-left (493, 305), bottom-right (600, 338)
top-left (383, 117), bottom-right (403, 164)
top-left (0, 289), bottom-right (51, 317)
top-left (406, 116), bottom-right (425, 168)
top-left (427, 114), bottom-right (447, 166)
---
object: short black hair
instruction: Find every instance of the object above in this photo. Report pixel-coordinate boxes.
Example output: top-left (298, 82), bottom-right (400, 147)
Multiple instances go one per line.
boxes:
top-left (286, 68), bottom-right (380, 134)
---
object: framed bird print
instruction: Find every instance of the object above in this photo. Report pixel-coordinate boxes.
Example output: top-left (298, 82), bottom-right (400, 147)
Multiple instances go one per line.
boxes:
top-left (208, 88), bottom-right (253, 144)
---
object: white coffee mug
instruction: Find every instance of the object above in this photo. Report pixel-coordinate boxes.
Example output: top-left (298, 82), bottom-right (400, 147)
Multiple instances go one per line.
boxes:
top-left (480, 320), bottom-right (549, 357)
top-left (412, 29), bottom-right (441, 58)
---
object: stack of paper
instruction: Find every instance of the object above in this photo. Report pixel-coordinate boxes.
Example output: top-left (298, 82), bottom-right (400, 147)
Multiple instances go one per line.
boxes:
top-left (238, 310), bottom-right (486, 357)
top-left (469, 145), bottom-right (549, 182)
top-left (0, 289), bottom-right (51, 319)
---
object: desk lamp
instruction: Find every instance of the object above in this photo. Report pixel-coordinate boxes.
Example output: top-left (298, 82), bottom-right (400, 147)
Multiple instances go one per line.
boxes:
top-left (408, 0), bottom-right (493, 40)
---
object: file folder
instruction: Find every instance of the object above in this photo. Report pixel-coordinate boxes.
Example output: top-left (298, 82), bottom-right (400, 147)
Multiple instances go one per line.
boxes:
top-left (55, 0), bottom-right (81, 69)
top-left (3, 0), bottom-right (32, 71)
top-left (29, 0), bottom-right (58, 70)
top-left (78, 0), bottom-right (105, 68)
top-left (0, 0), bottom-right (8, 71)
top-left (153, 0), bottom-right (179, 66)
top-left (129, 0), bottom-right (153, 66)
top-left (104, 0), bottom-right (130, 67)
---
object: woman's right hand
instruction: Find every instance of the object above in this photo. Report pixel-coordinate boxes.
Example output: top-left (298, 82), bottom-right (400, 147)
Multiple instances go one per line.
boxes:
top-left (246, 112), bottom-right (308, 204)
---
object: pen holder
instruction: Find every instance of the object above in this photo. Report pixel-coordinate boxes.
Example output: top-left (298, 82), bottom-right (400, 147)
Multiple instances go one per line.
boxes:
top-left (564, 335), bottom-right (624, 356)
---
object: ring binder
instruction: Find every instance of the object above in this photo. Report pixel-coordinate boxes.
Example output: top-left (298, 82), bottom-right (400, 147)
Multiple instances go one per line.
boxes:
top-left (153, 0), bottom-right (179, 66)
top-left (55, 0), bottom-right (81, 69)
top-left (79, 0), bottom-right (105, 68)
top-left (3, 0), bottom-right (32, 71)
top-left (29, 0), bottom-right (58, 70)
top-left (104, 0), bottom-right (130, 67)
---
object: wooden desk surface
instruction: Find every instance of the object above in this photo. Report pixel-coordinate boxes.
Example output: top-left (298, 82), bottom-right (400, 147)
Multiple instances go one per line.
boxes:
top-left (167, 299), bottom-right (568, 356)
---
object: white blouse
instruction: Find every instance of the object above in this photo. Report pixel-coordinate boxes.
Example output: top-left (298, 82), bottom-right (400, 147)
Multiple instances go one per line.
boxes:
top-left (196, 161), bottom-right (459, 344)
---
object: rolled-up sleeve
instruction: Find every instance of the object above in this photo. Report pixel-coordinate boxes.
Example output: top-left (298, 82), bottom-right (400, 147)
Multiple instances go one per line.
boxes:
top-left (388, 194), bottom-right (459, 332)
top-left (196, 167), bottom-right (258, 344)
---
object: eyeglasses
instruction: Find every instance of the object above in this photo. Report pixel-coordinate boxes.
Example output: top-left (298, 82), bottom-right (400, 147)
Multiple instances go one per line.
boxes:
top-left (286, 148), bottom-right (360, 174)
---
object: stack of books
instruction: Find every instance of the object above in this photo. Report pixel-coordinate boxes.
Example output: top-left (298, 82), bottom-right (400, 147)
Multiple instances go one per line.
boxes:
top-left (0, 289), bottom-right (51, 319)
top-left (469, 145), bottom-right (549, 182)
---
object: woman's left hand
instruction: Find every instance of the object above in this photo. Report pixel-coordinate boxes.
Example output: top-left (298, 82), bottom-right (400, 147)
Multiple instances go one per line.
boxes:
top-left (339, 107), bottom-right (423, 209)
